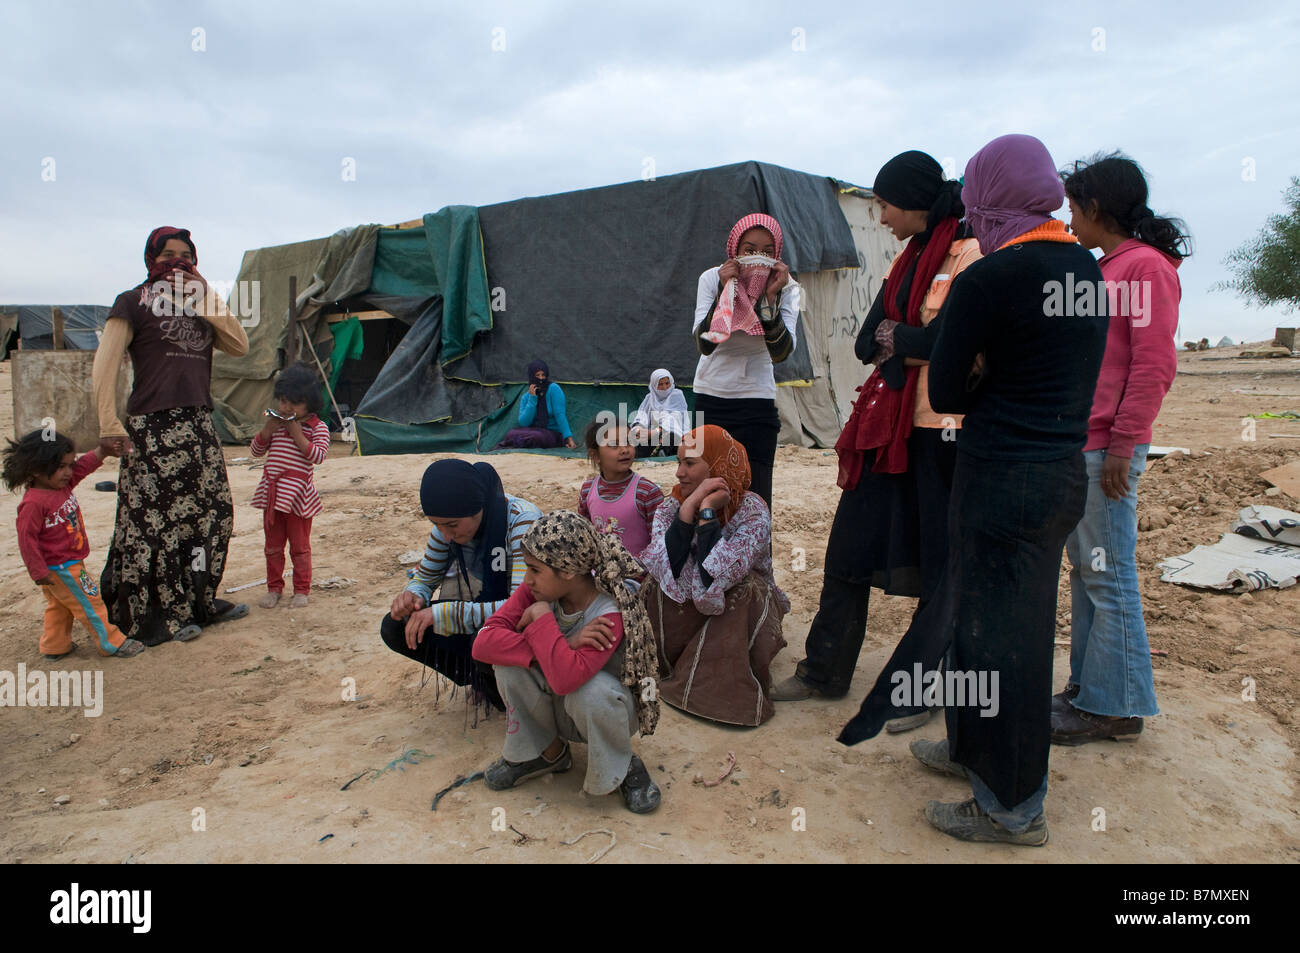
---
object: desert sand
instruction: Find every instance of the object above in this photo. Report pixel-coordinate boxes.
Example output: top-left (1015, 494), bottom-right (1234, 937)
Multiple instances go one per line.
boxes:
top-left (1, 348), bottom-right (1298, 863)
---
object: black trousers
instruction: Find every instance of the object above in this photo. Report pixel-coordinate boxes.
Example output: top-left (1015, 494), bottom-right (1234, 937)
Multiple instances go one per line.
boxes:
top-left (692, 393), bottom-right (779, 510)
top-left (797, 576), bottom-right (930, 699)
top-left (379, 612), bottom-right (505, 711)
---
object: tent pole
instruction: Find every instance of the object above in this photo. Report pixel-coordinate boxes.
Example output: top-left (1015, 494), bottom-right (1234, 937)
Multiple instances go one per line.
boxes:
top-left (299, 327), bottom-right (349, 442)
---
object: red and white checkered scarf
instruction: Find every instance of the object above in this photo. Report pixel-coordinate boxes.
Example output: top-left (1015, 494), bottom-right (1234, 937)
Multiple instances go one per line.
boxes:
top-left (703, 213), bottom-right (784, 345)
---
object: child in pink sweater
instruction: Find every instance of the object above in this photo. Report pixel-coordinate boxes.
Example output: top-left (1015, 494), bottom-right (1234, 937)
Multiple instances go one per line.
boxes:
top-left (1056, 152), bottom-right (1190, 744)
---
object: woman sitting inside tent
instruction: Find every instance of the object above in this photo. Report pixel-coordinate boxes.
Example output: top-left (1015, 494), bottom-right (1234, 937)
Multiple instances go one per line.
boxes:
top-left (380, 459), bottom-right (541, 711)
top-left (630, 369), bottom-right (690, 458)
top-left (639, 425), bottom-right (788, 726)
top-left (498, 360), bottom-right (577, 450)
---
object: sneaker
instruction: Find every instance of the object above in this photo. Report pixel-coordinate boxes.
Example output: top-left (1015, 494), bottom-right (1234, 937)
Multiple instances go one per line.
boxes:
top-left (113, 638), bottom-right (145, 658)
top-left (908, 738), bottom-right (968, 779)
top-left (885, 708), bottom-right (938, 734)
top-left (484, 743), bottom-right (572, 791)
top-left (619, 755), bottom-right (661, 814)
top-left (1050, 683), bottom-right (1080, 718)
top-left (924, 797), bottom-right (1049, 846)
top-left (1050, 705), bottom-right (1143, 746)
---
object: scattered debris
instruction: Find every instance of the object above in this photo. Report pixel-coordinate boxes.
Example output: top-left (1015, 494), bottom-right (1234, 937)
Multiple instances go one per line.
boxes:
top-left (1259, 461), bottom-right (1300, 498)
top-left (693, 751), bottom-right (737, 787)
top-left (1159, 506), bottom-right (1300, 593)
top-left (508, 824), bottom-right (535, 845)
top-left (521, 802), bottom-right (547, 817)
top-left (225, 575), bottom-right (283, 594)
top-left (312, 576), bottom-right (354, 590)
top-left (318, 833), bottom-right (334, 843)
top-left (398, 550), bottom-right (424, 565)
top-left (1146, 446), bottom-right (1191, 459)
top-left (53, 794), bottom-right (71, 805)
top-left (562, 828), bottom-right (616, 864)
top-left (430, 770), bottom-right (485, 809)
top-left (341, 749), bottom-right (437, 791)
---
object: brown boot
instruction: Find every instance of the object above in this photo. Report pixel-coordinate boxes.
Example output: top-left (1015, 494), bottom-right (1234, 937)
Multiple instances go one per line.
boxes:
top-left (1050, 705), bottom-right (1143, 746)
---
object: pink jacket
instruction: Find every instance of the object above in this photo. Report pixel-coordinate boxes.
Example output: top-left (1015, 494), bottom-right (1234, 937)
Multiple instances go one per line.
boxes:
top-left (1085, 239), bottom-right (1181, 457)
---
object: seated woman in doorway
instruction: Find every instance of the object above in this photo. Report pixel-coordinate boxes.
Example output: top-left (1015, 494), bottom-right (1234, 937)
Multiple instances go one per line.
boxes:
top-left (380, 459), bottom-right (541, 711)
top-left (630, 369), bottom-right (690, 458)
top-left (497, 360), bottom-right (577, 450)
top-left (639, 425), bottom-right (788, 727)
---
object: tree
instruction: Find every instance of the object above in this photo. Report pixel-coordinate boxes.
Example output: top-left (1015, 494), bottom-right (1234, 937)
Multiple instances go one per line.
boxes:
top-left (1219, 177), bottom-right (1300, 312)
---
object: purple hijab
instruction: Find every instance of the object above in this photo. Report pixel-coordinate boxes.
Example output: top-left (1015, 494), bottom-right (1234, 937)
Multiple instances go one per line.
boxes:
top-left (962, 134), bottom-right (1065, 255)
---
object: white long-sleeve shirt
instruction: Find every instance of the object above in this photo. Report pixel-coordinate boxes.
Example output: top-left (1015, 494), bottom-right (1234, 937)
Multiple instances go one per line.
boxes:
top-left (691, 266), bottom-right (800, 401)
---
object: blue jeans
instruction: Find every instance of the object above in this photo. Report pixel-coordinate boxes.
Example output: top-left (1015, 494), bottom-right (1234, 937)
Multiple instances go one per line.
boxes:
top-left (1064, 445), bottom-right (1159, 718)
top-left (969, 768), bottom-right (1047, 832)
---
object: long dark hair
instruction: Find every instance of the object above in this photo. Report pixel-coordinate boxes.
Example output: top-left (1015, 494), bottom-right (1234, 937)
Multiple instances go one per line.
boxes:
top-left (273, 362), bottom-right (324, 415)
top-left (2, 429), bottom-right (75, 491)
top-left (1061, 152), bottom-right (1192, 260)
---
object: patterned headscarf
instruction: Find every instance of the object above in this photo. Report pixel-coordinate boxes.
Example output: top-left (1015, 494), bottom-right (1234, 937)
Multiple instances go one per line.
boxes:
top-left (144, 226), bottom-right (200, 282)
top-left (672, 425), bottom-right (751, 524)
top-left (522, 511), bottom-right (661, 736)
top-left (704, 214), bottom-right (786, 345)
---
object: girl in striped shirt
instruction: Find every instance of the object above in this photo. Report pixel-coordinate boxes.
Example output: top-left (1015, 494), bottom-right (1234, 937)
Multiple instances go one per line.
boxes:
top-left (578, 418), bottom-right (663, 560)
top-left (251, 363), bottom-right (332, 609)
top-left (381, 459), bottom-right (542, 711)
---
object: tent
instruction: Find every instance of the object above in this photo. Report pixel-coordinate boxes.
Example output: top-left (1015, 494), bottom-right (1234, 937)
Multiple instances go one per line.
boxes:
top-left (0, 305), bottom-right (110, 355)
top-left (211, 161), bottom-right (899, 451)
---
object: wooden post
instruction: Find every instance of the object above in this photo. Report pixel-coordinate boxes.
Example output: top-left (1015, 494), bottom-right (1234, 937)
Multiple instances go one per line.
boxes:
top-left (286, 275), bottom-right (298, 362)
top-left (52, 307), bottom-right (64, 350)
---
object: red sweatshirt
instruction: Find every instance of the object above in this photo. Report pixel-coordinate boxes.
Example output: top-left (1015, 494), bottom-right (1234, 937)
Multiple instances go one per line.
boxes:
top-left (472, 584), bottom-right (625, 696)
top-left (1085, 239), bottom-right (1182, 458)
top-left (16, 450), bottom-right (104, 582)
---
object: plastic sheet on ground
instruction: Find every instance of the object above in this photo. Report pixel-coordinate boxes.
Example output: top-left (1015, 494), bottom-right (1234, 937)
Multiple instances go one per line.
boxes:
top-left (1158, 505), bottom-right (1300, 593)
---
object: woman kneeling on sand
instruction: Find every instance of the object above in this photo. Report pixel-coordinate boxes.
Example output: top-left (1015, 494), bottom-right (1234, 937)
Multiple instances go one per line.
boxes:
top-left (639, 425), bottom-right (787, 727)
top-left (380, 459), bottom-right (541, 712)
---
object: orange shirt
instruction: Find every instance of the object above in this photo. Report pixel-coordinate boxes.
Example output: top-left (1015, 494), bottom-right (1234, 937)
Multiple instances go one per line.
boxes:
top-left (882, 237), bottom-right (982, 429)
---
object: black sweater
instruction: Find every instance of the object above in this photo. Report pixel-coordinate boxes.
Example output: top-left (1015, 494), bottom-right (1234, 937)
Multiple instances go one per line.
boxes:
top-left (928, 240), bottom-right (1108, 461)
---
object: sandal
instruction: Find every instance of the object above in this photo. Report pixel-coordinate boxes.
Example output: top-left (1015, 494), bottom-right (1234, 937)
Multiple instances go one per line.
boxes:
top-left (210, 599), bottom-right (250, 624)
top-left (43, 641), bottom-right (78, 661)
top-left (174, 624), bottom-right (202, 643)
top-left (113, 638), bottom-right (146, 658)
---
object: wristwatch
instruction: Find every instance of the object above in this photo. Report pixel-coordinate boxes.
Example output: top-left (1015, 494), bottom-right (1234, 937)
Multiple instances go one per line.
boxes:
top-left (697, 508), bottom-right (718, 523)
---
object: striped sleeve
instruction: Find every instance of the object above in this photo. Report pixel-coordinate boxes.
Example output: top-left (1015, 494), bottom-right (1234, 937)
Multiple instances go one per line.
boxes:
top-left (405, 526), bottom-right (450, 604)
top-left (427, 497), bottom-right (540, 636)
top-left (635, 476), bottom-right (664, 524)
top-left (577, 476), bottom-right (595, 520)
top-left (306, 419), bottom-right (331, 465)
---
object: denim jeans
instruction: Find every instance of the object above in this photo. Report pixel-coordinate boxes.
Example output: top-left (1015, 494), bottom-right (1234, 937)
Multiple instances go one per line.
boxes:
top-left (969, 767), bottom-right (1047, 833)
top-left (1064, 444), bottom-right (1159, 718)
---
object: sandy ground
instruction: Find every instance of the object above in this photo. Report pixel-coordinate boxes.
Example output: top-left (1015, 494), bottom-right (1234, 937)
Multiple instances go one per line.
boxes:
top-left (1, 347), bottom-right (1298, 864)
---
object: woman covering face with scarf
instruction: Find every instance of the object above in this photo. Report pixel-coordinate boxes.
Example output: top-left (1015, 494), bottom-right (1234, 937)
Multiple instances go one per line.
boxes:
top-left (497, 360), bottom-right (578, 450)
top-left (690, 213), bottom-right (800, 511)
top-left (771, 151), bottom-right (980, 731)
top-left (638, 425), bottom-right (789, 726)
top-left (91, 227), bottom-right (251, 645)
top-left (381, 459), bottom-right (542, 712)
top-left (840, 134), bottom-right (1108, 848)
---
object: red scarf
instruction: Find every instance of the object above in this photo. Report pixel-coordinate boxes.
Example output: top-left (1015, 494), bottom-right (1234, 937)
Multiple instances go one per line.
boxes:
top-left (835, 216), bottom-right (958, 486)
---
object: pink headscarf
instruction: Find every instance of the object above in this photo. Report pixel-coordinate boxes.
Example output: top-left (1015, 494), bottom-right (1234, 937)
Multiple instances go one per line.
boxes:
top-left (962, 135), bottom-right (1065, 255)
top-left (704, 213), bottom-right (785, 344)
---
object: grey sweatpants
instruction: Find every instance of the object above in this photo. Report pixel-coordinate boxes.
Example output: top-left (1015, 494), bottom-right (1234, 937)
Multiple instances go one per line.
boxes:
top-left (495, 664), bottom-right (638, 795)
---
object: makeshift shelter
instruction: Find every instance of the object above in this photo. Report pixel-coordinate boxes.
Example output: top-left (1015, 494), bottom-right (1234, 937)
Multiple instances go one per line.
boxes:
top-left (0, 305), bottom-right (110, 354)
top-left (212, 161), bottom-right (899, 452)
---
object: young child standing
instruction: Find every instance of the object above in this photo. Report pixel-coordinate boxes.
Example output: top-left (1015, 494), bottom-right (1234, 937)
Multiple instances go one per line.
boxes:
top-left (250, 363), bottom-right (331, 609)
top-left (4, 430), bottom-right (144, 659)
top-left (472, 510), bottom-right (662, 813)
top-left (578, 418), bottom-right (664, 560)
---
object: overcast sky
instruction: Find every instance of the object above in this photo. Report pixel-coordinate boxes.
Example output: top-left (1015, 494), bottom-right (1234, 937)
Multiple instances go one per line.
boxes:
top-left (3, 0), bottom-right (1297, 343)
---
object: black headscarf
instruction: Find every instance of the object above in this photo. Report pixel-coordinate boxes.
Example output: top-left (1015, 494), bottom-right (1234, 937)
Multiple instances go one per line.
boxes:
top-left (873, 151), bottom-right (965, 233)
top-left (419, 460), bottom-right (512, 601)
